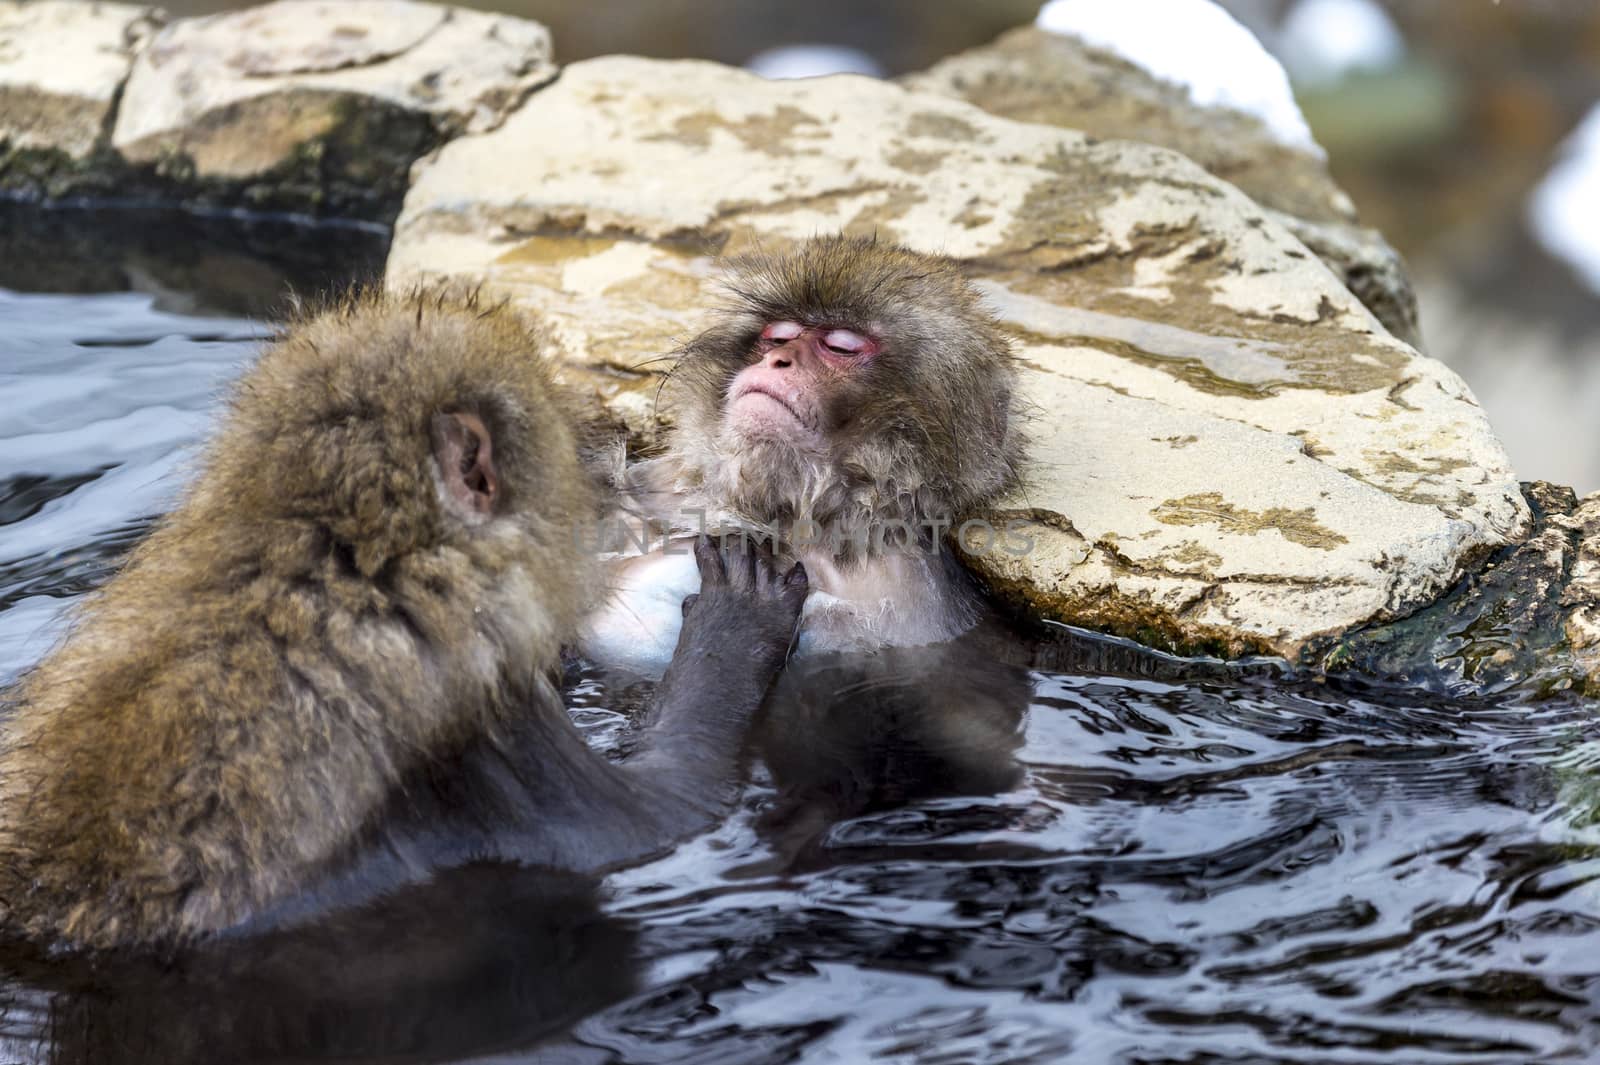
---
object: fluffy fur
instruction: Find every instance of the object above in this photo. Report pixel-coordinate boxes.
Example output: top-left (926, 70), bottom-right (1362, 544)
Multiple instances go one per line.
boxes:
top-left (0, 292), bottom-right (598, 950)
top-left (664, 235), bottom-right (1023, 560)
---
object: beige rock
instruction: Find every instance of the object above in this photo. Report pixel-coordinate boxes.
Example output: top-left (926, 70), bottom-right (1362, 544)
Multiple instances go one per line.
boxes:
top-left (387, 56), bottom-right (1528, 659)
top-left (903, 26), bottom-right (1421, 349)
top-left (112, 0), bottom-right (554, 182)
top-left (0, 1), bottom-right (160, 159)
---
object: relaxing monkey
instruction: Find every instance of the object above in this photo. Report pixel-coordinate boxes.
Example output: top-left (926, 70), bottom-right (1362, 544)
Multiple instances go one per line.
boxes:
top-left (584, 235), bottom-right (1033, 844)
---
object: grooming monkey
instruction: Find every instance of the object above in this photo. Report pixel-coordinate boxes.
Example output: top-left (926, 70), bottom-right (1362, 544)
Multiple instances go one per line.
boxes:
top-left (581, 235), bottom-right (1032, 842)
top-left (0, 293), bottom-right (806, 952)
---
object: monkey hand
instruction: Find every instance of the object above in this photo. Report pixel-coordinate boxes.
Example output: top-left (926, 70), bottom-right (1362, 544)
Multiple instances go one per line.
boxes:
top-left (626, 536), bottom-right (808, 815)
top-left (679, 534), bottom-right (808, 674)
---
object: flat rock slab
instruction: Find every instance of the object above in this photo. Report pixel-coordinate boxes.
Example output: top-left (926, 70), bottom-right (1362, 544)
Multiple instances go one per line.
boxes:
top-left (110, 0), bottom-right (554, 216)
top-left (0, 1), bottom-right (159, 159)
top-left (387, 56), bottom-right (1528, 660)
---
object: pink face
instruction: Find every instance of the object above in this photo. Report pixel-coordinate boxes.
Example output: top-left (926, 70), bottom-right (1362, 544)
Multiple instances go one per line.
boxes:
top-left (725, 320), bottom-right (880, 443)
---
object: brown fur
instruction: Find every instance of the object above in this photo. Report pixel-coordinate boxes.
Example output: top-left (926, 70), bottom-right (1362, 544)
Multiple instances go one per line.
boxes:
top-left (0, 292), bottom-right (598, 950)
top-left (663, 235), bottom-right (1024, 558)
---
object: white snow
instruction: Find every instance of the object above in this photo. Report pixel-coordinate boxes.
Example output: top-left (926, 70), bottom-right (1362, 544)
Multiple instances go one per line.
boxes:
top-left (1529, 102), bottom-right (1600, 296)
top-left (745, 45), bottom-right (883, 80)
top-left (1279, 0), bottom-right (1405, 86)
top-left (1035, 0), bottom-right (1320, 152)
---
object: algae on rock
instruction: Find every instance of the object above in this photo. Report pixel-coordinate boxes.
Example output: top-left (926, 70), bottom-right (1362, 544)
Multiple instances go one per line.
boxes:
top-left (1324, 483), bottom-right (1600, 697)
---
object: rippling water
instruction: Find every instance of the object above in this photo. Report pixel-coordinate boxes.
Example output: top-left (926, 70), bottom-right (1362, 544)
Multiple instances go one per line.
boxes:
top-left (0, 288), bottom-right (267, 677)
top-left (563, 674), bottom-right (1600, 1065)
top-left (2, 276), bottom-right (1599, 1063)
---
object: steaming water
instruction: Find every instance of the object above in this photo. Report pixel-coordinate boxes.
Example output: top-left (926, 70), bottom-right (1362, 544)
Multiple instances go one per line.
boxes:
top-left (2, 271), bottom-right (1599, 1063)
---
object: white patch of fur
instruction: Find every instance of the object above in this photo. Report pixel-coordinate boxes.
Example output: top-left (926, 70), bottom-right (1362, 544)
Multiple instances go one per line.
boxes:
top-left (581, 537), bottom-right (980, 678)
top-left (580, 549), bottom-right (700, 681)
top-left (794, 549), bottom-right (979, 655)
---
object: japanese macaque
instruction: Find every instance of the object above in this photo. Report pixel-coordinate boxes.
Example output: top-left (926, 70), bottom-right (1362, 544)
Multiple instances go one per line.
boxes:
top-left (0, 293), bottom-right (806, 953)
top-left (583, 234), bottom-right (1025, 674)
top-left (580, 235), bottom-right (1032, 851)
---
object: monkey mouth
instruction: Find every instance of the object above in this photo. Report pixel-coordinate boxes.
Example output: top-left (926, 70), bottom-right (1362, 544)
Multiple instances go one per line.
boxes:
top-left (732, 385), bottom-right (813, 431)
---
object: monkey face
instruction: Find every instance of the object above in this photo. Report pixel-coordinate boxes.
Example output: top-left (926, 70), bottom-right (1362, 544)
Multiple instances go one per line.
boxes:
top-left (667, 236), bottom-right (1023, 541)
top-left (724, 321), bottom-right (880, 446)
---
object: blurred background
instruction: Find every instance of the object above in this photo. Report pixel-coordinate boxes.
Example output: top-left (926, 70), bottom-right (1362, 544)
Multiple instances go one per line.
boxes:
top-left (153, 0), bottom-right (1600, 493)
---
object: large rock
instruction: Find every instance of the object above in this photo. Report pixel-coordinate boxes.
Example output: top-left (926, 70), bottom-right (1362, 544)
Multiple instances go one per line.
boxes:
top-left (0, 1), bottom-right (160, 196)
top-left (109, 0), bottom-right (555, 219)
top-left (902, 26), bottom-right (1422, 349)
top-left (386, 56), bottom-right (1528, 660)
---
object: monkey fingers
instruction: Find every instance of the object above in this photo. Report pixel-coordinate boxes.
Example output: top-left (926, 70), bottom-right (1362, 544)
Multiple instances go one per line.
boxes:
top-left (692, 534), bottom-right (727, 585)
top-left (681, 535), bottom-right (807, 670)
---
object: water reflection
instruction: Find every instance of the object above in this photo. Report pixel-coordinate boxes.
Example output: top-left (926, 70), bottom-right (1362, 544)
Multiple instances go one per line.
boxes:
top-left (0, 290), bottom-right (263, 674)
top-left (0, 866), bottom-right (636, 1065)
top-left (2, 285), bottom-right (1598, 1062)
top-left (756, 632), bottom-right (1033, 870)
top-left (573, 671), bottom-right (1600, 1063)
top-left (0, 202), bottom-right (389, 319)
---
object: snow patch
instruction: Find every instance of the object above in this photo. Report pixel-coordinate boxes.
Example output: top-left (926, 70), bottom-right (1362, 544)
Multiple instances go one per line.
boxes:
top-left (1036, 0), bottom-right (1320, 152)
top-left (745, 45), bottom-right (883, 80)
top-left (1279, 0), bottom-right (1405, 86)
top-left (1529, 102), bottom-right (1600, 296)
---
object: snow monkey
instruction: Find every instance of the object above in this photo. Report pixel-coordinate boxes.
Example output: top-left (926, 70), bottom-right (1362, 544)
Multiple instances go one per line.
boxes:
top-left (581, 235), bottom-right (1032, 846)
top-left (584, 233), bottom-right (1025, 674)
top-left (0, 292), bottom-right (807, 952)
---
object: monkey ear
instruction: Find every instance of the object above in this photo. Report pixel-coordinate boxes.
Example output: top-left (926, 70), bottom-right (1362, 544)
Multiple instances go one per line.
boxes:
top-left (431, 411), bottom-right (499, 522)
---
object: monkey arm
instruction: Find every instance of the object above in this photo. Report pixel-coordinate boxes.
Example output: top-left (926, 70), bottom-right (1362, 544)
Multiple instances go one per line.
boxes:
top-left (370, 537), bottom-right (807, 880)
top-left (529, 536), bottom-right (805, 866)
top-left (623, 536), bottom-right (807, 813)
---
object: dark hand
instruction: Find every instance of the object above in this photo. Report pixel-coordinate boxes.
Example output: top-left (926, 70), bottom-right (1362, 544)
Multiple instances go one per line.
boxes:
top-left (679, 535), bottom-right (807, 673)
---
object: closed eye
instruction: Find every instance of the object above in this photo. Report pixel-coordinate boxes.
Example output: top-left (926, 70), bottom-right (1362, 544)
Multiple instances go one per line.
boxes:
top-left (822, 328), bottom-right (870, 355)
top-left (761, 320), bottom-right (804, 341)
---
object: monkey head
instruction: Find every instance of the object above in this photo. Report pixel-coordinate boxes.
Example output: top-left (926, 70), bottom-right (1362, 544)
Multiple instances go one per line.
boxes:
top-left (666, 235), bottom-right (1022, 557)
top-left (215, 292), bottom-right (601, 671)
